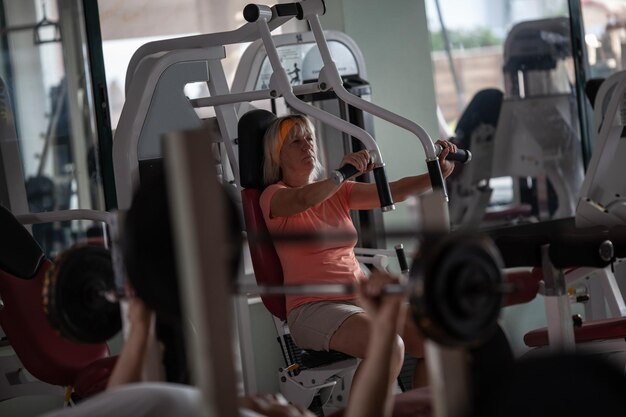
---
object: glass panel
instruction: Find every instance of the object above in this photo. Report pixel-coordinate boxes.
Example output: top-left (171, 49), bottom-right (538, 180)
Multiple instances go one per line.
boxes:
top-left (0, 0), bottom-right (105, 256)
top-left (426, 0), bottom-right (587, 229)
top-left (97, 0), bottom-right (281, 131)
top-left (581, 0), bottom-right (626, 79)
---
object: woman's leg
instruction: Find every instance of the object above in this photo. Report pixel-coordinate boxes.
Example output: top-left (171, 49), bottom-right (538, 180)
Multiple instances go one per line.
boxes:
top-left (329, 313), bottom-right (405, 385)
top-left (400, 309), bottom-right (428, 388)
top-left (330, 306), bottom-right (428, 388)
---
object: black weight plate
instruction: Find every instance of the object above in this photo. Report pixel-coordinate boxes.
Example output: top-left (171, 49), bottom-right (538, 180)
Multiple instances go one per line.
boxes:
top-left (44, 246), bottom-right (121, 343)
top-left (409, 234), bottom-right (504, 347)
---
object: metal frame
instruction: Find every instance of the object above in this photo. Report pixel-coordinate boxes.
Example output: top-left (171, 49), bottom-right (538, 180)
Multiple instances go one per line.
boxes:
top-left (111, 2), bottom-right (462, 415)
top-left (576, 70), bottom-right (626, 227)
top-left (163, 128), bottom-right (240, 417)
top-left (82, 0), bottom-right (116, 210)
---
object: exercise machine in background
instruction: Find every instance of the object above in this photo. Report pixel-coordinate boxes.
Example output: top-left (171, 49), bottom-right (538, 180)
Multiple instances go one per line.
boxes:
top-left (448, 17), bottom-right (586, 229)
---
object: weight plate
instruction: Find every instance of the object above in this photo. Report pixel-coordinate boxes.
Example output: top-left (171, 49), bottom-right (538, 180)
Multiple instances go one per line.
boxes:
top-left (409, 234), bottom-right (504, 347)
top-left (44, 246), bottom-right (121, 344)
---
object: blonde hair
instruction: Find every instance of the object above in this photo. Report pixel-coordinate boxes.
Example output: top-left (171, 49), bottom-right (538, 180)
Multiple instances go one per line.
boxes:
top-left (263, 115), bottom-right (321, 185)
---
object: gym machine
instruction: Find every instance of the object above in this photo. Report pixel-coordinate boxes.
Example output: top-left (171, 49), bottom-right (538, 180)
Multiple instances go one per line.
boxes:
top-left (86, 0), bottom-right (471, 415)
top-left (448, 17), bottom-right (586, 229)
top-left (45, 135), bottom-right (504, 417)
top-left (231, 30), bottom-right (387, 249)
top-left (487, 68), bottom-right (626, 353)
top-left (112, 1), bottom-right (469, 211)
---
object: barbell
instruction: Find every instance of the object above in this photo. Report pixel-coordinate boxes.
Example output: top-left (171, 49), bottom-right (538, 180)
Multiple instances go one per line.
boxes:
top-left (43, 232), bottom-right (506, 348)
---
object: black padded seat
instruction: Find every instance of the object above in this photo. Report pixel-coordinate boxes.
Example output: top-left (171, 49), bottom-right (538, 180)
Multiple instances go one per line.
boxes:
top-left (0, 205), bottom-right (45, 279)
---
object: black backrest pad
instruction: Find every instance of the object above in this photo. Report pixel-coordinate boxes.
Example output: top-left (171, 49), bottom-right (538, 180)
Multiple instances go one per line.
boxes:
top-left (238, 109), bottom-right (278, 189)
top-left (0, 205), bottom-right (45, 279)
top-left (454, 88), bottom-right (503, 147)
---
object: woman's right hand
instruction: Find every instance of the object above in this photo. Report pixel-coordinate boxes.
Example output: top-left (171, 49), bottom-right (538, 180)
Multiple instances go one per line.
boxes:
top-left (339, 150), bottom-right (374, 180)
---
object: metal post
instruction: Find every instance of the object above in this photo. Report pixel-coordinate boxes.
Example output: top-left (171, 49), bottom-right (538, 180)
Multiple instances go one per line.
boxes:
top-left (164, 128), bottom-right (240, 417)
top-left (541, 244), bottom-right (575, 352)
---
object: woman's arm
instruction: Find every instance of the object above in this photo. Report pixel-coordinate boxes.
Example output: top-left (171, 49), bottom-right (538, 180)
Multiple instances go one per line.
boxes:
top-left (269, 150), bottom-right (372, 218)
top-left (349, 174), bottom-right (431, 210)
top-left (106, 292), bottom-right (154, 389)
top-left (348, 140), bottom-right (457, 210)
top-left (269, 179), bottom-right (341, 218)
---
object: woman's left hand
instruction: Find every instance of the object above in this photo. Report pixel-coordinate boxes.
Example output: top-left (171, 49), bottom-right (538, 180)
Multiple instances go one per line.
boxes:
top-left (435, 139), bottom-right (457, 178)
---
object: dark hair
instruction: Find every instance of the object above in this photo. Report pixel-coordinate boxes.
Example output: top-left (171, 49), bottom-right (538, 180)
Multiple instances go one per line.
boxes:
top-left (122, 164), bottom-right (242, 384)
top-left (122, 165), bottom-right (243, 323)
top-left (123, 167), bottom-right (181, 323)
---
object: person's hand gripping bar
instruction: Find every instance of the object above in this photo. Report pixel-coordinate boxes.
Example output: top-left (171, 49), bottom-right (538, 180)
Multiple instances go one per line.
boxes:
top-left (331, 141), bottom-right (470, 185)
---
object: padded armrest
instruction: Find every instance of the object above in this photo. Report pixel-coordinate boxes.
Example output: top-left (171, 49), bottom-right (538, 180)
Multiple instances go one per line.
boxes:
top-left (0, 205), bottom-right (45, 279)
top-left (502, 268), bottom-right (542, 306)
top-left (524, 317), bottom-right (626, 347)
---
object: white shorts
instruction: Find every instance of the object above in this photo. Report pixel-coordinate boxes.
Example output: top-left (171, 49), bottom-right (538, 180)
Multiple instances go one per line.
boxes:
top-left (287, 300), bottom-right (364, 351)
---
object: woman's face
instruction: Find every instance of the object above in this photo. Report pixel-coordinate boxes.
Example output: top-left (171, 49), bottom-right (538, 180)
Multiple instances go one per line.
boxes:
top-left (279, 125), bottom-right (316, 175)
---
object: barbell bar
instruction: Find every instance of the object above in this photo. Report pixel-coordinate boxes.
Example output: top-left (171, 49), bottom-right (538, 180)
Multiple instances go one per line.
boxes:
top-left (99, 281), bottom-right (513, 298)
top-left (44, 233), bottom-right (506, 348)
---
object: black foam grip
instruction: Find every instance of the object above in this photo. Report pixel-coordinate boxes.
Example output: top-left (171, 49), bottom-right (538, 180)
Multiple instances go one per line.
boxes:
top-left (243, 4), bottom-right (260, 22)
top-left (373, 167), bottom-right (394, 210)
top-left (447, 149), bottom-right (472, 163)
top-left (448, 149), bottom-right (472, 163)
top-left (395, 245), bottom-right (409, 273)
top-left (274, 3), bottom-right (303, 19)
top-left (427, 160), bottom-right (448, 201)
top-left (337, 164), bottom-right (359, 182)
top-left (435, 143), bottom-right (472, 164)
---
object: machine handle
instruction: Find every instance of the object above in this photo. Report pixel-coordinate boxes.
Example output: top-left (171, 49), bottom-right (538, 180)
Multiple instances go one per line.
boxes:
top-left (332, 163), bottom-right (360, 184)
top-left (373, 166), bottom-right (395, 212)
top-left (243, 3), bottom-right (274, 22)
top-left (427, 159), bottom-right (448, 202)
top-left (330, 151), bottom-right (376, 184)
top-left (244, 1), bottom-right (324, 22)
top-left (330, 164), bottom-right (395, 211)
top-left (330, 144), bottom-right (468, 181)
top-left (435, 143), bottom-right (472, 164)
top-left (394, 244), bottom-right (410, 274)
top-left (273, 3), bottom-right (304, 19)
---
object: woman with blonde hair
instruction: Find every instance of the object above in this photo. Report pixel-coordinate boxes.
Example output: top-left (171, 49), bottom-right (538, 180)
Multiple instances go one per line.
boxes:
top-left (260, 114), bottom-right (457, 387)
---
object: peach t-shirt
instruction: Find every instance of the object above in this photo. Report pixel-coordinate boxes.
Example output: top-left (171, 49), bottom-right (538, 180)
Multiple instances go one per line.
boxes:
top-left (260, 181), bottom-right (366, 313)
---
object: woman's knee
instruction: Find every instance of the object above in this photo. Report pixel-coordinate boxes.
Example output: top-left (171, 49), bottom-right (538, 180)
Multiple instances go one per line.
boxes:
top-left (392, 335), bottom-right (406, 368)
